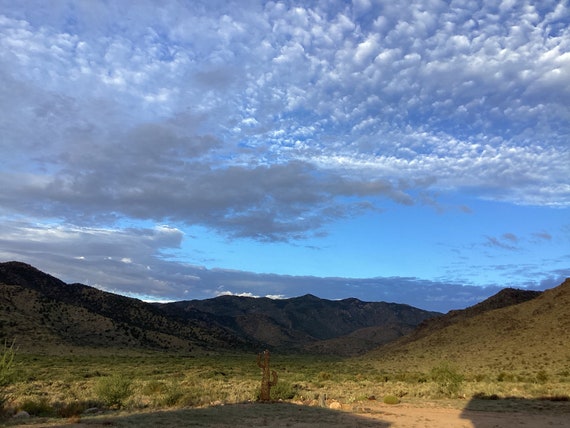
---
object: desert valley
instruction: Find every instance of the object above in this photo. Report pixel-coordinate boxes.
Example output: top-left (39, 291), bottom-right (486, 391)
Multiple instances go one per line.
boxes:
top-left (1, 261), bottom-right (569, 427)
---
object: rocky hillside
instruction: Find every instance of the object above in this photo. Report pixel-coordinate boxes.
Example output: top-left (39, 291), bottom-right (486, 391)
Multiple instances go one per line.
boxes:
top-left (0, 261), bottom-right (255, 354)
top-left (368, 278), bottom-right (570, 375)
top-left (0, 261), bottom-right (440, 356)
top-left (400, 287), bottom-right (543, 343)
top-left (157, 294), bottom-right (441, 355)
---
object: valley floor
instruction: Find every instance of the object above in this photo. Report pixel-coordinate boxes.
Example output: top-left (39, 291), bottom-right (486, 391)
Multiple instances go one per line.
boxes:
top-left (6, 399), bottom-right (570, 428)
top-left (3, 352), bottom-right (570, 427)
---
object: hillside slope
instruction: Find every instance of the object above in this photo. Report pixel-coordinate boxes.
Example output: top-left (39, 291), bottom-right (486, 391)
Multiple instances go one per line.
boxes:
top-left (158, 294), bottom-right (441, 355)
top-left (0, 261), bottom-right (254, 354)
top-left (0, 261), bottom-right (441, 356)
top-left (368, 279), bottom-right (569, 375)
top-left (401, 287), bottom-right (543, 343)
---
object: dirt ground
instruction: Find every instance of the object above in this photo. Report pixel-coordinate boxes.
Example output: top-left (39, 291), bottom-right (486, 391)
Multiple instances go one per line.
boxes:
top-left (7, 399), bottom-right (570, 428)
top-left (359, 400), bottom-right (570, 427)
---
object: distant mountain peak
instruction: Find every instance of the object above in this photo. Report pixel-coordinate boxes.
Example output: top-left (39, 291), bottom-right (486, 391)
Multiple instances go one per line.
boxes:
top-left (297, 293), bottom-right (322, 301)
top-left (0, 260), bottom-right (43, 274)
top-left (402, 285), bottom-right (544, 343)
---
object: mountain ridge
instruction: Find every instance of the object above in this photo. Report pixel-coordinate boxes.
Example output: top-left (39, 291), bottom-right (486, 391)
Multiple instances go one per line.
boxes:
top-left (3, 260), bottom-right (561, 364)
top-left (0, 261), bottom-right (439, 355)
top-left (158, 293), bottom-right (441, 355)
top-left (0, 261), bottom-right (256, 354)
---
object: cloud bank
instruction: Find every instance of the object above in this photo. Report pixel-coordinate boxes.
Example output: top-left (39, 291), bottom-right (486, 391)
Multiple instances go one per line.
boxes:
top-left (1, 220), bottom-right (568, 313)
top-left (1, 1), bottom-right (569, 239)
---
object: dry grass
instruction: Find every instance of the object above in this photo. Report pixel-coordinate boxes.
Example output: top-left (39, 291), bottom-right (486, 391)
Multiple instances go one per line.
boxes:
top-left (367, 279), bottom-right (570, 382)
top-left (1, 350), bottom-right (569, 426)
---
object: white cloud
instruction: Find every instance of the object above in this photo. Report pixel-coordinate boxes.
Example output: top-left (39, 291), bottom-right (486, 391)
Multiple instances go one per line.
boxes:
top-left (216, 290), bottom-right (287, 300)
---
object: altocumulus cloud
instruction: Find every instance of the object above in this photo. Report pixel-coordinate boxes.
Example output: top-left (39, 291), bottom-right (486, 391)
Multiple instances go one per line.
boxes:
top-left (0, 1), bottom-right (569, 310)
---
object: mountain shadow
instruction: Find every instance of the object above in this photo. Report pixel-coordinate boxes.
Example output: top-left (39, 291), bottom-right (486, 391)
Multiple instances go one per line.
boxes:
top-left (157, 294), bottom-right (441, 355)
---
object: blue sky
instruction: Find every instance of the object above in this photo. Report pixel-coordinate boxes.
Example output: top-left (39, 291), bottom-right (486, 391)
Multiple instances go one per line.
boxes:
top-left (0, 0), bottom-right (569, 312)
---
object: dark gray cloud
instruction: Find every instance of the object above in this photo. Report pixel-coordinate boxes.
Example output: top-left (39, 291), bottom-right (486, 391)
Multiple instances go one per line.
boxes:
top-left (0, 220), bottom-right (510, 312)
top-left (2, 155), bottom-right (414, 241)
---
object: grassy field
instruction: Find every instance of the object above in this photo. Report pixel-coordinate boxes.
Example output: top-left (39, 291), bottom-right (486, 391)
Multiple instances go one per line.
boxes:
top-left (1, 349), bottom-right (569, 426)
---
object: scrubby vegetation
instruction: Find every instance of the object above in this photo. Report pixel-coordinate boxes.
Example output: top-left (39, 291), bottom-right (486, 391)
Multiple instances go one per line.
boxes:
top-left (95, 373), bottom-right (133, 408)
top-left (0, 351), bottom-right (569, 424)
top-left (0, 340), bottom-right (16, 412)
top-left (430, 361), bottom-right (464, 398)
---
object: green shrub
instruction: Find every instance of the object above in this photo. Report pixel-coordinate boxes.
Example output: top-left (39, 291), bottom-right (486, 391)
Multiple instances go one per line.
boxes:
top-left (142, 380), bottom-right (183, 407)
top-left (19, 398), bottom-right (54, 417)
top-left (497, 371), bottom-right (516, 382)
top-left (142, 380), bottom-right (167, 395)
top-left (272, 380), bottom-right (297, 400)
top-left (430, 362), bottom-right (463, 398)
top-left (0, 341), bottom-right (15, 385)
top-left (95, 374), bottom-right (133, 408)
top-left (473, 373), bottom-right (486, 382)
top-left (383, 395), bottom-right (400, 405)
top-left (253, 380), bottom-right (297, 401)
top-left (161, 381), bottom-right (184, 407)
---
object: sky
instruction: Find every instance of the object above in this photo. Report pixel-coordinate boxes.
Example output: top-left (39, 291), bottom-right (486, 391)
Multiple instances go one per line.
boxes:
top-left (0, 0), bottom-right (569, 313)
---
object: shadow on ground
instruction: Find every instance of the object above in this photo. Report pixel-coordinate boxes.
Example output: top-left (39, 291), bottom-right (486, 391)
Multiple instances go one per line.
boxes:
top-left (11, 397), bottom-right (570, 427)
top-left (460, 396), bottom-right (570, 428)
top-left (21, 402), bottom-right (390, 427)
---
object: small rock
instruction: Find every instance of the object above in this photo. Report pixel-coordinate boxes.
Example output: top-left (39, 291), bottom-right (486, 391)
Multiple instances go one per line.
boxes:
top-left (83, 407), bottom-right (100, 414)
top-left (329, 401), bottom-right (342, 410)
top-left (13, 410), bottom-right (30, 419)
